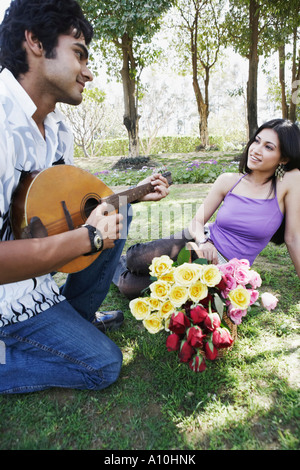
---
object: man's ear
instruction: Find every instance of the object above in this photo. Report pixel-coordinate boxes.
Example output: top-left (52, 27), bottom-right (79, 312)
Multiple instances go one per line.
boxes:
top-left (24, 30), bottom-right (43, 56)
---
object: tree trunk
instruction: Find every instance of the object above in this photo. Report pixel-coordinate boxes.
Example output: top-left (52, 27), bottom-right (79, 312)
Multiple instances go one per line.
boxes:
top-left (191, 26), bottom-right (209, 147)
top-left (120, 33), bottom-right (140, 157)
top-left (289, 26), bottom-right (300, 122)
top-left (278, 45), bottom-right (288, 119)
top-left (247, 0), bottom-right (259, 139)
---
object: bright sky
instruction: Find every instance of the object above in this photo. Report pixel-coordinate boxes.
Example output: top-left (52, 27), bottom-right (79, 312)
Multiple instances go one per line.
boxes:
top-left (0, 0), bottom-right (11, 22)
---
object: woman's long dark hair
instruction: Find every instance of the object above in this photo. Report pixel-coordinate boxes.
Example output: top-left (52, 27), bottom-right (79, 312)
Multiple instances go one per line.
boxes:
top-left (0, 0), bottom-right (93, 78)
top-left (239, 119), bottom-right (300, 244)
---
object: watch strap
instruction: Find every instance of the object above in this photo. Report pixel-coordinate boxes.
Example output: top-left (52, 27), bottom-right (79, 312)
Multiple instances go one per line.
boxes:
top-left (82, 224), bottom-right (103, 255)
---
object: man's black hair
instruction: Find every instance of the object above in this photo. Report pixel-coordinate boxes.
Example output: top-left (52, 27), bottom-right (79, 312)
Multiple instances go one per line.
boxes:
top-left (0, 0), bottom-right (93, 78)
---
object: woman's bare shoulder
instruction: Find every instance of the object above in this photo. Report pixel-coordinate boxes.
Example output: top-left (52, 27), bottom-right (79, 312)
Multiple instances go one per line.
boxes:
top-left (214, 172), bottom-right (243, 193)
top-left (283, 168), bottom-right (300, 186)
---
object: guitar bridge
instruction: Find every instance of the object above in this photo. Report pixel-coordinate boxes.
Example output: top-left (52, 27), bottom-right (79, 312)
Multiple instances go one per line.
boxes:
top-left (61, 201), bottom-right (74, 230)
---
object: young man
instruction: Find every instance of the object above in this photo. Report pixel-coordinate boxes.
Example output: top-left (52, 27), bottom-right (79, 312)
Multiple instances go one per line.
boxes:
top-left (0, 0), bottom-right (169, 394)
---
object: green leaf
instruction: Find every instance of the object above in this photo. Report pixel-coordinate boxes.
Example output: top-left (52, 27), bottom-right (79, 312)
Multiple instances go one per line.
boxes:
top-left (192, 258), bottom-right (208, 265)
top-left (176, 246), bottom-right (191, 265)
top-left (214, 293), bottom-right (225, 319)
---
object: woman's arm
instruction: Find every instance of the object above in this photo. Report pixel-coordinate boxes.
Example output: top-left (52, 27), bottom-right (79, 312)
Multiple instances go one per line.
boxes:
top-left (188, 173), bottom-right (238, 263)
top-left (283, 171), bottom-right (300, 279)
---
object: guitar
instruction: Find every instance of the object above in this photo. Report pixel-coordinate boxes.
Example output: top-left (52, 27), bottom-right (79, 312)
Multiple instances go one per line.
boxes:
top-left (10, 165), bottom-right (172, 273)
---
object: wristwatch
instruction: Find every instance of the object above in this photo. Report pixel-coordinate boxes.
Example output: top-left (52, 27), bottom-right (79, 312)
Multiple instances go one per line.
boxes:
top-left (82, 224), bottom-right (103, 255)
top-left (197, 237), bottom-right (209, 247)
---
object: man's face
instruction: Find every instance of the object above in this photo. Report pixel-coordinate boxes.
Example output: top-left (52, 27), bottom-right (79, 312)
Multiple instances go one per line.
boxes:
top-left (41, 30), bottom-right (93, 106)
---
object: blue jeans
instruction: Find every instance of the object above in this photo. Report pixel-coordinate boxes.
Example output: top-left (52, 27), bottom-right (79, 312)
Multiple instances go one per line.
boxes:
top-left (0, 206), bottom-right (132, 394)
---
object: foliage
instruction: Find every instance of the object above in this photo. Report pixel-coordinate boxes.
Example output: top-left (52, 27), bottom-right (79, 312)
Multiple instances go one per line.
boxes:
top-left (83, 134), bottom-right (243, 158)
top-left (79, 0), bottom-right (174, 78)
top-left (59, 87), bottom-right (106, 158)
top-left (78, 0), bottom-right (176, 157)
top-left (167, 0), bottom-right (226, 145)
top-left (93, 157), bottom-right (239, 186)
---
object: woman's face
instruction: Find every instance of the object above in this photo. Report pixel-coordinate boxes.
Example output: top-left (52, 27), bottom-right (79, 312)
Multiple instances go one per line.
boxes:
top-left (247, 128), bottom-right (284, 175)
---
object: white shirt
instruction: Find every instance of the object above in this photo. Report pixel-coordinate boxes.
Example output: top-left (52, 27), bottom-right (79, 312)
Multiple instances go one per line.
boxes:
top-left (0, 69), bottom-right (74, 327)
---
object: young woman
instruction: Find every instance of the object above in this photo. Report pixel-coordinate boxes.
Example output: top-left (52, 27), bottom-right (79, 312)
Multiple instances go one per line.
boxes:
top-left (115, 118), bottom-right (300, 299)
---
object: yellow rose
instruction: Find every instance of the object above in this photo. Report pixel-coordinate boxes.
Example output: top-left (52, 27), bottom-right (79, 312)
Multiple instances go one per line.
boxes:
top-left (159, 300), bottom-right (175, 318)
top-left (228, 285), bottom-right (251, 310)
top-left (159, 268), bottom-right (175, 283)
top-left (150, 280), bottom-right (171, 300)
top-left (148, 297), bottom-right (161, 311)
top-left (173, 263), bottom-right (201, 286)
top-left (149, 255), bottom-right (173, 278)
top-left (143, 313), bottom-right (164, 334)
top-left (200, 264), bottom-right (222, 287)
top-left (129, 297), bottom-right (151, 320)
top-left (163, 312), bottom-right (173, 331)
top-left (188, 281), bottom-right (208, 303)
top-left (169, 285), bottom-right (189, 307)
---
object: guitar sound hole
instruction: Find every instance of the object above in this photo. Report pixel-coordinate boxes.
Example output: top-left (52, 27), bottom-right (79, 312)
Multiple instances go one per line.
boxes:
top-left (84, 197), bottom-right (100, 218)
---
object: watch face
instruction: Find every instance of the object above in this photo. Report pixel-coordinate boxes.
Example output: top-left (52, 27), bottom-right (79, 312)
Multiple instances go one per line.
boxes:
top-left (94, 234), bottom-right (102, 250)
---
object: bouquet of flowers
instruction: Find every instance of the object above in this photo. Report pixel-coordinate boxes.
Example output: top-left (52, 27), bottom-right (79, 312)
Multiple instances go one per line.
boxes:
top-left (129, 249), bottom-right (278, 372)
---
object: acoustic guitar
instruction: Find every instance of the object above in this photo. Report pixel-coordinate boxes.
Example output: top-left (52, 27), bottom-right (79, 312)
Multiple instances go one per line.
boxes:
top-left (10, 165), bottom-right (172, 273)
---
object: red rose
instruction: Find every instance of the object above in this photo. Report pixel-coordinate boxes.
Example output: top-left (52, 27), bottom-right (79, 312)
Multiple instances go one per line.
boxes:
top-left (189, 352), bottom-right (206, 372)
top-left (212, 328), bottom-right (234, 349)
top-left (190, 305), bottom-right (208, 324)
top-left (178, 340), bottom-right (195, 363)
top-left (169, 311), bottom-right (191, 335)
top-left (204, 339), bottom-right (218, 360)
top-left (166, 333), bottom-right (181, 352)
top-left (204, 312), bottom-right (221, 332)
top-left (216, 274), bottom-right (228, 291)
top-left (200, 293), bottom-right (213, 307)
top-left (186, 326), bottom-right (206, 348)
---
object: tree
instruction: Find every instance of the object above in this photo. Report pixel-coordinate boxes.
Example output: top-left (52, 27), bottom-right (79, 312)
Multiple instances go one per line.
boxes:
top-left (78, 0), bottom-right (174, 157)
top-left (226, 0), bottom-right (264, 138)
top-left (267, 0), bottom-right (300, 122)
top-left (226, 0), bottom-right (299, 137)
top-left (59, 87), bottom-right (124, 158)
top-left (170, 0), bottom-right (224, 146)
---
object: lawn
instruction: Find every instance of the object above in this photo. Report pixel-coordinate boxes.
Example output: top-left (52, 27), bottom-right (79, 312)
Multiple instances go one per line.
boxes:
top-left (0, 152), bottom-right (299, 451)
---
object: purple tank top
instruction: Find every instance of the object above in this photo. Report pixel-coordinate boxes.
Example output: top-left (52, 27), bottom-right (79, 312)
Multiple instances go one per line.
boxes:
top-left (209, 175), bottom-right (284, 265)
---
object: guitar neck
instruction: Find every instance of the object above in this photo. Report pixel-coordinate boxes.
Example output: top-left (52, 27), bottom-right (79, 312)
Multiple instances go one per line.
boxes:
top-left (102, 172), bottom-right (172, 210)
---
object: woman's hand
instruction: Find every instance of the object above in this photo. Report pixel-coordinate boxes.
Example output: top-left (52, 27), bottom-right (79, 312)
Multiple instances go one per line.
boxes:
top-left (187, 241), bottom-right (219, 265)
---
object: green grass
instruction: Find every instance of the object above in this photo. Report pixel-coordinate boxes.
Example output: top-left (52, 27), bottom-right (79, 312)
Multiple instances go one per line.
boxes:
top-left (0, 153), bottom-right (299, 451)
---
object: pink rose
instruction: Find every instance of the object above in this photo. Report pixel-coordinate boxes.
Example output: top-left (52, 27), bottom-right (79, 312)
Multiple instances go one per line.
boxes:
top-left (166, 333), bottom-right (181, 352)
top-left (238, 259), bottom-right (250, 269)
top-left (227, 305), bottom-right (247, 325)
top-left (233, 266), bottom-right (250, 285)
top-left (218, 263), bottom-right (235, 276)
top-left (261, 292), bottom-right (278, 311)
top-left (248, 270), bottom-right (262, 289)
top-left (186, 326), bottom-right (206, 348)
top-left (249, 289), bottom-right (259, 305)
top-left (228, 258), bottom-right (243, 269)
top-left (189, 352), bottom-right (206, 372)
top-left (220, 273), bottom-right (237, 298)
